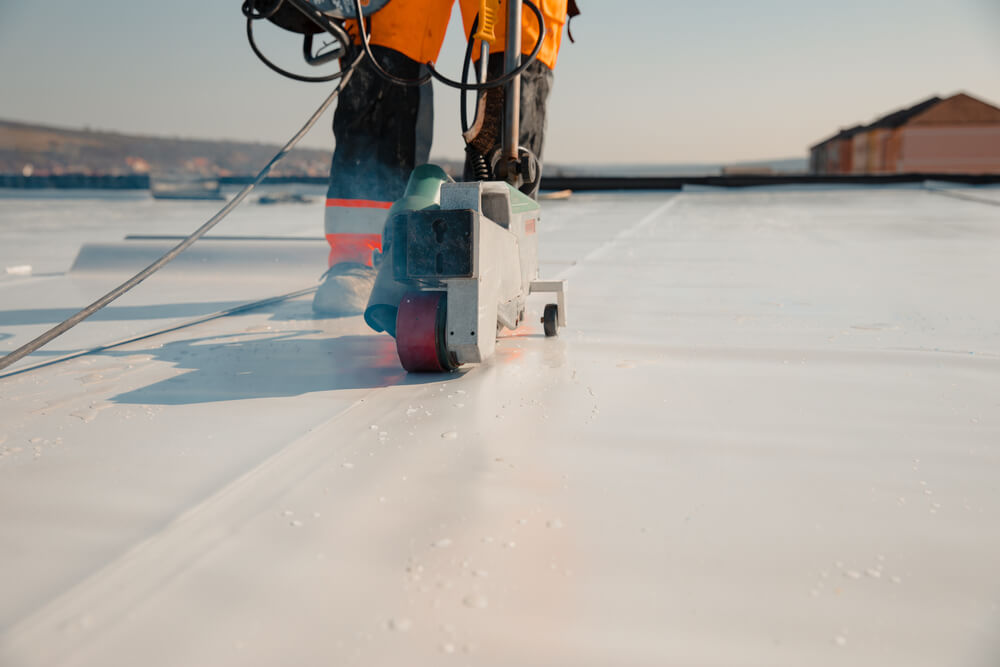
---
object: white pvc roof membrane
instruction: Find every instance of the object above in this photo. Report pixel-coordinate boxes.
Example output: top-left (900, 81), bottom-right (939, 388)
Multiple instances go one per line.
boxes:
top-left (1, 184), bottom-right (998, 666)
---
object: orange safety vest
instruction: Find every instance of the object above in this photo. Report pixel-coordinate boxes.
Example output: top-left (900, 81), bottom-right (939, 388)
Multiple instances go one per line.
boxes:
top-left (348, 0), bottom-right (568, 70)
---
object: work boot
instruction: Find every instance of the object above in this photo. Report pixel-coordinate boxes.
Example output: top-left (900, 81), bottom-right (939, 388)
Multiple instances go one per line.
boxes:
top-left (312, 262), bottom-right (376, 317)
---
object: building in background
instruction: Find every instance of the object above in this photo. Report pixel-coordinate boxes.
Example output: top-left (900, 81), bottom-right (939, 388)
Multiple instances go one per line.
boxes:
top-left (810, 92), bottom-right (1000, 175)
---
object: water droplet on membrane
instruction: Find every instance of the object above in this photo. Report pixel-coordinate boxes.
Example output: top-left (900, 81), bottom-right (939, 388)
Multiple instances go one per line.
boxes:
top-left (388, 617), bottom-right (412, 632)
top-left (463, 594), bottom-right (488, 609)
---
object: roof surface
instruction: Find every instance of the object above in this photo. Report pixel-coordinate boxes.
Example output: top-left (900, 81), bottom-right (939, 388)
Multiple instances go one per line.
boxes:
top-left (1, 184), bottom-right (999, 666)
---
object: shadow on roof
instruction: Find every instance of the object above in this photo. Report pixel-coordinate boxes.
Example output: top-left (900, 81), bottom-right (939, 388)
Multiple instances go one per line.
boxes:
top-left (108, 330), bottom-right (449, 404)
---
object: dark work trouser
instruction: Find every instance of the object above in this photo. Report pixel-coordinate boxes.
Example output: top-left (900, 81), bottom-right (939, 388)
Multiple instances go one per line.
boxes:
top-left (324, 46), bottom-right (554, 267)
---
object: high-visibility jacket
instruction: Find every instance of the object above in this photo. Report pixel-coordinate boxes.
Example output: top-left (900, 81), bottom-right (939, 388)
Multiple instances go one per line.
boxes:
top-left (352, 0), bottom-right (568, 69)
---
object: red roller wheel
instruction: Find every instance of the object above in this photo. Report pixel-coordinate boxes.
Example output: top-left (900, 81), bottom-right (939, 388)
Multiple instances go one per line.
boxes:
top-left (395, 291), bottom-right (458, 372)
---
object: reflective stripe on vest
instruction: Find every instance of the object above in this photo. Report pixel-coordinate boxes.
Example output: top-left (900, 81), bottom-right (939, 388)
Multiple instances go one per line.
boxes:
top-left (324, 232), bottom-right (383, 268)
top-left (324, 198), bottom-right (393, 237)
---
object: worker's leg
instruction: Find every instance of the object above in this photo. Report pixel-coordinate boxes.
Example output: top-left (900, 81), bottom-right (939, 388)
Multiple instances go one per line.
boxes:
top-left (458, 0), bottom-right (567, 192)
top-left (316, 0), bottom-right (454, 317)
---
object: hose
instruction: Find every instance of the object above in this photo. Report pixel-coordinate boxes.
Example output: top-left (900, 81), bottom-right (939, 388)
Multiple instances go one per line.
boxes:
top-left (244, 0), bottom-right (285, 20)
top-left (245, 0), bottom-right (545, 91)
top-left (243, 0), bottom-right (354, 83)
top-left (424, 0), bottom-right (545, 92)
top-left (459, 14), bottom-right (482, 134)
top-left (0, 287), bottom-right (317, 380)
top-left (349, 0), bottom-right (544, 92)
top-left (0, 53), bottom-right (363, 374)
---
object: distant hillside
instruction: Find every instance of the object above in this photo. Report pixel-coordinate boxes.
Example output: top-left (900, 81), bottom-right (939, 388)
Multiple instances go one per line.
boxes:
top-left (1, 118), bottom-right (808, 182)
top-left (0, 119), bottom-right (334, 178)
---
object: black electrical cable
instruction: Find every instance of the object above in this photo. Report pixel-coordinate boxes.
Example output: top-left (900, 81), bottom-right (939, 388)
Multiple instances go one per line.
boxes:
top-left (0, 54), bottom-right (363, 374)
top-left (460, 15), bottom-right (491, 180)
top-left (351, 0), bottom-right (544, 92)
top-left (246, 19), bottom-right (346, 83)
top-left (0, 287), bottom-right (318, 380)
top-left (246, 0), bottom-right (543, 91)
top-left (243, 0), bottom-right (285, 20)
top-left (425, 0), bottom-right (545, 92)
top-left (459, 14), bottom-right (482, 134)
top-left (243, 0), bottom-right (353, 83)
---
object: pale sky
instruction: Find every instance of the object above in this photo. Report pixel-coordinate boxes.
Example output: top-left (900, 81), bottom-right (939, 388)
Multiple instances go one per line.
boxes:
top-left (1, 0), bottom-right (998, 165)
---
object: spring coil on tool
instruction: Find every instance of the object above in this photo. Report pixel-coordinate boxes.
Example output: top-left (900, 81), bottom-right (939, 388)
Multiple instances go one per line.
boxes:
top-left (466, 149), bottom-right (492, 181)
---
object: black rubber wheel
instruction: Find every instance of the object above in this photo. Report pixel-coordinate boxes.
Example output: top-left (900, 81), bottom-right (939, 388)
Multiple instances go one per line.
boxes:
top-left (542, 303), bottom-right (559, 337)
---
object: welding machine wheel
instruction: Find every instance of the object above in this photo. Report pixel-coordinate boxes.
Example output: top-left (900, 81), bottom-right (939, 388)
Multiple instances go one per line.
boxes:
top-left (395, 291), bottom-right (459, 372)
top-left (542, 303), bottom-right (559, 337)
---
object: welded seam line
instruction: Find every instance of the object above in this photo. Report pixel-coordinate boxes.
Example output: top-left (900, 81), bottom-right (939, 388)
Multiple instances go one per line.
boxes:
top-left (557, 195), bottom-right (681, 280)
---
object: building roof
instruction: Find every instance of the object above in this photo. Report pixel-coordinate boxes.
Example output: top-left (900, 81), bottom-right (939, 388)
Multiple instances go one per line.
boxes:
top-left (809, 91), bottom-right (1000, 151)
top-left (809, 124), bottom-right (866, 151)
top-left (868, 95), bottom-right (942, 129)
top-left (908, 92), bottom-right (1000, 125)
